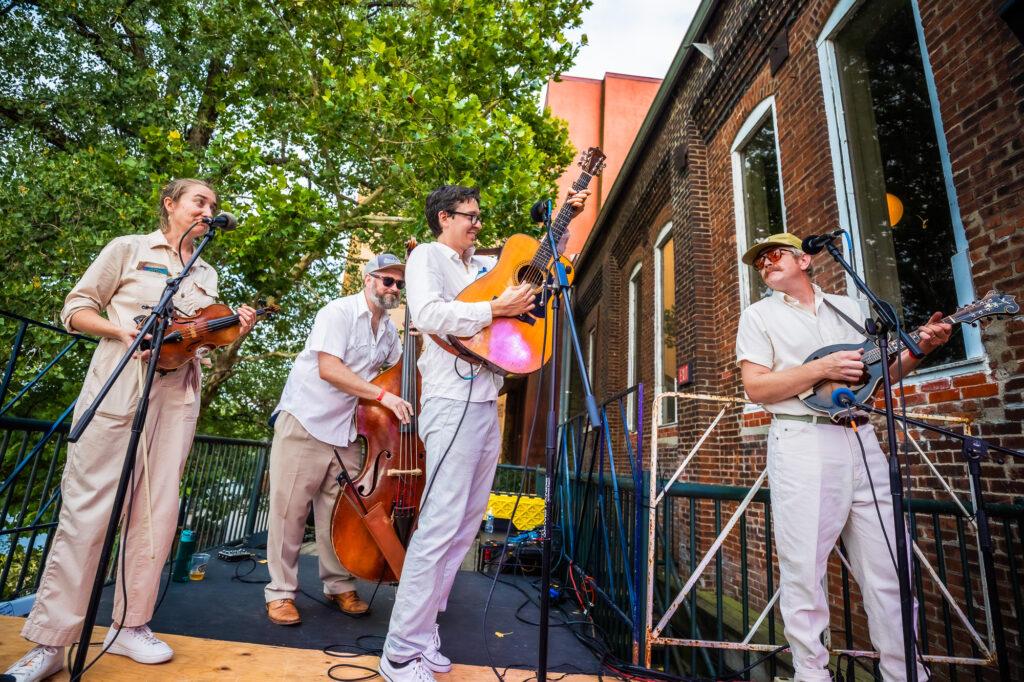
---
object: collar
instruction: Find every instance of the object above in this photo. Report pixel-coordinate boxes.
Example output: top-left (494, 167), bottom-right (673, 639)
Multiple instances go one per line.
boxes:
top-left (355, 291), bottom-right (373, 319)
top-left (775, 284), bottom-right (824, 312)
top-left (145, 229), bottom-right (210, 272)
top-left (436, 240), bottom-right (477, 265)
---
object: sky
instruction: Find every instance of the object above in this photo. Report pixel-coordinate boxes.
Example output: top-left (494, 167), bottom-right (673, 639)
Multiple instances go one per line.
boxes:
top-left (561, 0), bottom-right (702, 80)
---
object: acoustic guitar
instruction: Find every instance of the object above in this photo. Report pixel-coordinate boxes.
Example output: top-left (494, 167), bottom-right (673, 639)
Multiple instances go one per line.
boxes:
top-left (800, 290), bottom-right (1018, 417)
top-left (432, 147), bottom-right (607, 376)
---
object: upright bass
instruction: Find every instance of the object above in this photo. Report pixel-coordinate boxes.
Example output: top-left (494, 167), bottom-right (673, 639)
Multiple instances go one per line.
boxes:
top-left (330, 241), bottom-right (425, 582)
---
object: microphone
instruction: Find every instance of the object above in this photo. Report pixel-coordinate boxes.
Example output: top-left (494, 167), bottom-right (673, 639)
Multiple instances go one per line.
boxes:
top-left (831, 387), bottom-right (857, 408)
top-left (530, 200), bottom-right (551, 224)
top-left (801, 229), bottom-right (845, 255)
top-left (202, 212), bottom-right (237, 231)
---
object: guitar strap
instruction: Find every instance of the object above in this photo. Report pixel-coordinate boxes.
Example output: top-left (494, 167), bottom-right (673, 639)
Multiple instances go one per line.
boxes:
top-left (823, 298), bottom-right (868, 338)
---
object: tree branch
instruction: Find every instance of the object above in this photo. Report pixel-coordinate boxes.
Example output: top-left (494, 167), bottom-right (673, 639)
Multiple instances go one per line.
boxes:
top-left (0, 103), bottom-right (72, 151)
top-left (186, 56), bottom-right (228, 151)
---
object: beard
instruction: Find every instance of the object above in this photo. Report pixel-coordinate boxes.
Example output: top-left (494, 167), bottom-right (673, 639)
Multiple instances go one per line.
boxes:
top-left (372, 289), bottom-right (401, 310)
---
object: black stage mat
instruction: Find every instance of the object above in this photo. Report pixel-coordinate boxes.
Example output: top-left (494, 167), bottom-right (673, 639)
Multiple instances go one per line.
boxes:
top-left (95, 550), bottom-right (600, 674)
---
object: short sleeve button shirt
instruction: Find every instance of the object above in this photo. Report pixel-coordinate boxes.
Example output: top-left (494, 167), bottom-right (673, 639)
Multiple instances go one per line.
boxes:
top-left (275, 292), bottom-right (402, 447)
top-left (735, 285), bottom-right (866, 416)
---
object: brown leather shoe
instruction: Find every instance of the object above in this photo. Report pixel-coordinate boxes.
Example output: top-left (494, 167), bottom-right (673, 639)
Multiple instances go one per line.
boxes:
top-left (266, 598), bottom-right (301, 625)
top-left (326, 590), bottom-right (369, 615)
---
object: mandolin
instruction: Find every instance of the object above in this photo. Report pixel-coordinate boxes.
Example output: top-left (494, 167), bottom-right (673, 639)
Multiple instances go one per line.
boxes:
top-left (800, 291), bottom-right (1018, 417)
top-left (431, 147), bottom-right (607, 376)
top-left (140, 302), bottom-right (280, 370)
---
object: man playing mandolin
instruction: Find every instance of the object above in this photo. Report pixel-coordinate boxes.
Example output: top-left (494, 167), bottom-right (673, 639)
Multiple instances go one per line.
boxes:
top-left (378, 185), bottom-right (589, 682)
top-left (735, 232), bottom-right (951, 681)
top-left (264, 253), bottom-right (414, 626)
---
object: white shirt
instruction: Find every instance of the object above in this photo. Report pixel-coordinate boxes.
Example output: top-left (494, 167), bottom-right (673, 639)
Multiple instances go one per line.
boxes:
top-left (275, 292), bottom-right (401, 446)
top-left (405, 241), bottom-right (501, 402)
top-left (735, 285), bottom-right (866, 416)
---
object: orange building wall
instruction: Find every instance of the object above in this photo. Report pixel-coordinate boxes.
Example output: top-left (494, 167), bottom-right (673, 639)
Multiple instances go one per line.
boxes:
top-left (544, 72), bottom-right (662, 257)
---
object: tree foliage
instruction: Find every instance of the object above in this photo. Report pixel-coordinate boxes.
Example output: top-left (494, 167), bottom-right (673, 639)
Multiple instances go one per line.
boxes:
top-left (0, 0), bottom-right (588, 437)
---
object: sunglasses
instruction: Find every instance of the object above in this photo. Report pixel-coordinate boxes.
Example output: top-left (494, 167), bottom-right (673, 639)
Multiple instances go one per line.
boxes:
top-left (753, 247), bottom-right (796, 270)
top-left (369, 273), bottom-right (405, 290)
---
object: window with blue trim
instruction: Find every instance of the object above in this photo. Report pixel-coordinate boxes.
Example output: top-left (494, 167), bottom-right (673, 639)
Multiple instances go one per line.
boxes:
top-left (830, 0), bottom-right (970, 366)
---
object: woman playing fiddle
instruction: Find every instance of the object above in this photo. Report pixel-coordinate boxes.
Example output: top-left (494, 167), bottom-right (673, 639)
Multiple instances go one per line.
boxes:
top-left (4, 179), bottom-right (257, 681)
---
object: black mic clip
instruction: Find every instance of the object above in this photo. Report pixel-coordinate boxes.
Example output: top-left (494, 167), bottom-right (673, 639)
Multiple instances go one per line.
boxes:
top-left (801, 229), bottom-right (845, 255)
top-left (201, 212), bottom-right (238, 231)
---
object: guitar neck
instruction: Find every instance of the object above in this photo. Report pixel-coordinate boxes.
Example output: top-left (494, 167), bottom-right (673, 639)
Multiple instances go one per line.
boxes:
top-left (531, 172), bottom-right (593, 268)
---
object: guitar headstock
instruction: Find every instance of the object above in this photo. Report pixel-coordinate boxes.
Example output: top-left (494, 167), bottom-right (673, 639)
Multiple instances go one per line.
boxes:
top-left (954, 291), bottom-right (1019, 324)
top-left (578, 147), bottom-right (607, 176)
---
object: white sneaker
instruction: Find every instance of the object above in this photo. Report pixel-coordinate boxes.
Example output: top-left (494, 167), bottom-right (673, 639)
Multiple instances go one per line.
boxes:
top-left (102, 624), bottom-right (174, 664)
top-left (422, 624), bottom-right (452, 673)
top-left (379, 655), bottom-right (436, 682)
top-left (4, 645), bottom-right (65, 682)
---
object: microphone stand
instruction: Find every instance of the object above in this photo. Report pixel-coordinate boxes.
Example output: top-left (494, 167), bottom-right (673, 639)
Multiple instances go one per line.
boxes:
top-left (838, 397), bottom-right (1020, 677)
top-left (537, 201), bottom-right (601, 682)
top-left (67, 223), bottom-right (221, 679)
top-left (820, 239), bottom-right (924, 681)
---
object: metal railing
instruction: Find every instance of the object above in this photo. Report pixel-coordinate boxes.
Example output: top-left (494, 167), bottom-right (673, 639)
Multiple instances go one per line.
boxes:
top-left (0, 310), bottom-right (272, 602)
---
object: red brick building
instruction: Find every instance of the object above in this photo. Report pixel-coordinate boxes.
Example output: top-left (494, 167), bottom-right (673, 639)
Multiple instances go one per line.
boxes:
top-left (564, 0), bottom-right (1023, 677)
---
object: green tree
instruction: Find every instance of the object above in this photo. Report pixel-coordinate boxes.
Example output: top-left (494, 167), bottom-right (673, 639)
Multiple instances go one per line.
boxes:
top-left (0, 0), bottom-right (588, 437)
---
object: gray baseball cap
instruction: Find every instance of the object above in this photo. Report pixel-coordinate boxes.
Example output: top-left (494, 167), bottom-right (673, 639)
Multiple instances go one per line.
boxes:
top-left (363, 252), bottom-right (405, 276)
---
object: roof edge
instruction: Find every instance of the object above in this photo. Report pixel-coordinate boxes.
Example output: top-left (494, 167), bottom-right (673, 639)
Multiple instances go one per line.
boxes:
top-left (575, 0), bottom-right (718, 267)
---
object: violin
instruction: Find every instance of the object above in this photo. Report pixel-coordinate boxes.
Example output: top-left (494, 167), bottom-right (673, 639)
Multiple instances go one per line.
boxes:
top-left (139, 303), bottom-right (279, 371)
top-left (330, 241), bottom-right (424, 582)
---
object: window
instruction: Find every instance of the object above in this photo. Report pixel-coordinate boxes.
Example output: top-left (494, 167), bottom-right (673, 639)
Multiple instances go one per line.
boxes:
top-left (819, 0), bottom-right (980, 367)
top-left (731, 97), bottom-right (787, 307)
top-left (654, 224), bottom-right (677, 424)
top-left (626, 264), bottom-right (642, 431)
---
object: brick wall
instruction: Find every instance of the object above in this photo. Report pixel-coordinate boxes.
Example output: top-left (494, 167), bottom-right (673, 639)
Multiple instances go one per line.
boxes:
top-left (569, 0), bottom-right (1024, 677)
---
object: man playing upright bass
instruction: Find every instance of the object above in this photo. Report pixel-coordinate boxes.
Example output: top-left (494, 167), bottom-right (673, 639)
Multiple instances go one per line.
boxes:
top-left (264, 254), bottom-right (414, 626)
top-left (735, 232), bottom-right (951, 681)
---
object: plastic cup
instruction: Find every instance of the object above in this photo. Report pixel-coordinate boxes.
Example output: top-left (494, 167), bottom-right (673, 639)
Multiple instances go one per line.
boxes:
top-left (189, 552), bottom-right (210, 581)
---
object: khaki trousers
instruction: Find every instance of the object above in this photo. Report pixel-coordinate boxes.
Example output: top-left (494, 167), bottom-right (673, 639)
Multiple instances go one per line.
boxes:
top-left (264, 411), bottom-right (362, 602)
top-left (22, 366), bottom-right (200, 647)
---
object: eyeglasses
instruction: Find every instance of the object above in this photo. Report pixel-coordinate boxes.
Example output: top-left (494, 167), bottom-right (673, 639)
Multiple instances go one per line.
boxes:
top-left (369, 273), bottom-right (405, 290)
top-left (753, 247), bottom-right (795, 270)
top-left (448, 210), bottom-right (482, 226)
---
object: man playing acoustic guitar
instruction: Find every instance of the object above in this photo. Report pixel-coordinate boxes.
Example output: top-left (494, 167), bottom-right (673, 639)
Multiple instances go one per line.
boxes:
top-left (735, 232), bottom-right (951, 681)
top-left (378, 185), bottom-right (588, 682)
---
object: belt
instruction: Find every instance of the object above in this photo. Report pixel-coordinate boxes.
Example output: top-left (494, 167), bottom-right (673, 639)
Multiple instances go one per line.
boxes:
top-left (773, 413), bottom-right (869, 428)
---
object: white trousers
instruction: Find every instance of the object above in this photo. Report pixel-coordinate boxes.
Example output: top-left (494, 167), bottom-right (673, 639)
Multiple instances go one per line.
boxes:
top-left (264, 410), bottom-right (361, 602)
top-left (767, 418), bottom-right (929, 681)
top-left (384, 397), bottom-right (501, 663)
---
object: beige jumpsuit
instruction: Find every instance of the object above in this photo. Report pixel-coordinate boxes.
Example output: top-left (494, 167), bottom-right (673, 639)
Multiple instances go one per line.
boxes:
top-left (22, 230), bottom-right (218, 647)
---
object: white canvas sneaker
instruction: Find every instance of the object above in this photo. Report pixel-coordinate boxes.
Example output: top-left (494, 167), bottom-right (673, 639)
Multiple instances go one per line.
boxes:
top-left (3, 645), bottom-right (64, 682)
top-left (422, 624), bottom-right (452, 673)
top-left (102, 624), bottom-right (174, 664)
top-left (378, 655), bottom-right (437, 682)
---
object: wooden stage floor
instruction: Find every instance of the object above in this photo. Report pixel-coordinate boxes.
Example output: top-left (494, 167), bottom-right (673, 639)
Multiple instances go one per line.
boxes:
top-left (0, 616), bottom-right (601, 681)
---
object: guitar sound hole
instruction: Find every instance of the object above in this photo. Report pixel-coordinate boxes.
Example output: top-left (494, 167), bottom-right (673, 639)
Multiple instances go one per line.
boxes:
top-left (515, 264), bottom-right (546, 288)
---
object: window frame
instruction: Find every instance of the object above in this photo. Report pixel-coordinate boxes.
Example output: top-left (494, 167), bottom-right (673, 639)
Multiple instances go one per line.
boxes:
top-left (653, 222), bottom-right (677, 426)
top-left (626, 263), bottom-right (642, 432)
top-left (816, 0), bottom-right (982, 367)
top-left (731, 96), bottom-right (788, 309)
